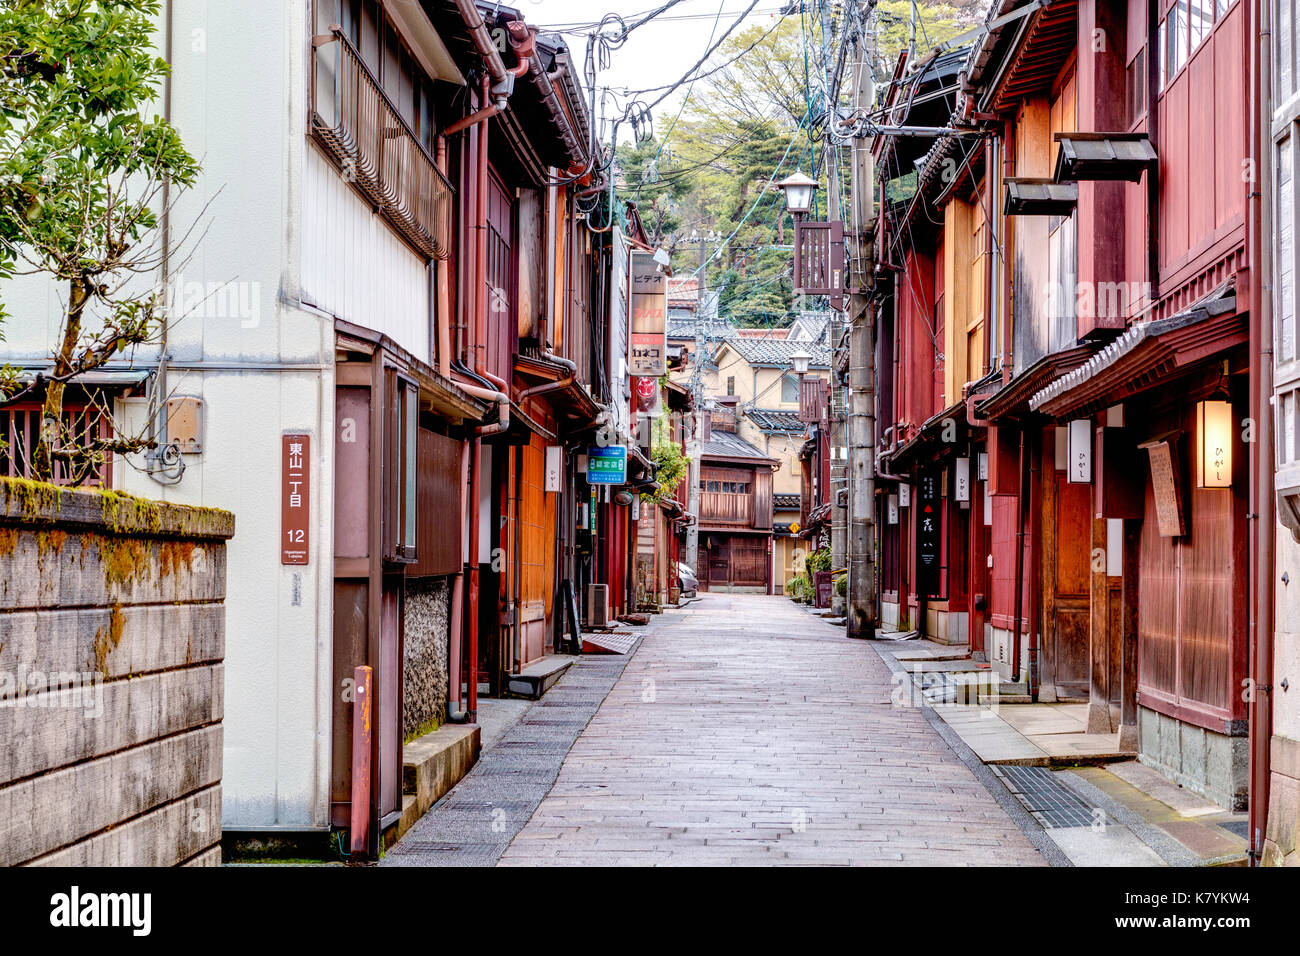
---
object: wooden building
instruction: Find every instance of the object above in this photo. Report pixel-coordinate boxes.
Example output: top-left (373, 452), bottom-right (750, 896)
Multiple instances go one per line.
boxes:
top-left (873, 0), bottom-right (1260, 812)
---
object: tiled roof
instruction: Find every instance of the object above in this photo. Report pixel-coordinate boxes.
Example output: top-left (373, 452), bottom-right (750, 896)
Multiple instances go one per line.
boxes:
top-left (721, 336), bottom-right (831, 369)
top-left (701, 430), bottom-right (773, 462)
top-left (774, 493), bottom-right (801, 510)
top-left (747, 408), bottom-right (805, 432)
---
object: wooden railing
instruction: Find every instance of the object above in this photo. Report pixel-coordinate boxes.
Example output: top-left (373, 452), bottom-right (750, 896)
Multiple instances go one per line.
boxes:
top-left (311, 27), bottom-right (453, 261)
top-left (700, 491), bottom-right (753, 526)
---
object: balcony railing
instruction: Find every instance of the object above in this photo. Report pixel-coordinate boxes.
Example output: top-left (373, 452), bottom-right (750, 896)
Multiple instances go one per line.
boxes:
top-left (311, 27), bottom-right (453, 261)
top-left (699, 491), bottom-right (753, 526)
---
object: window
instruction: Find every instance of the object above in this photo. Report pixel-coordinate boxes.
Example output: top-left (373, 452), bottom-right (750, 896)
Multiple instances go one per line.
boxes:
top-left (726, 376), bottom-right (735, 396)
top-left (1160, 0), bottom-right (1237, 90)
top-left (389, 373), bottom-right (418, 561)
top-left (0, 404), bottom-right (110, 486)
top-left (1126, 49), bottom-right (1146, 127)
top-left (312, 0), bottom-right (453, 258)
top-left (781, 372), bottom-right (800, 404)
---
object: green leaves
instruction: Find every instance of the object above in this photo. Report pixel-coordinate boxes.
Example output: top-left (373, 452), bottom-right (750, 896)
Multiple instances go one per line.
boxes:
top-left (0, 0), bottom-right (195, 279)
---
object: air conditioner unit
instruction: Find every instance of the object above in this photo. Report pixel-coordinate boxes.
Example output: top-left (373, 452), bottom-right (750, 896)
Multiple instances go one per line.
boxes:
top-left (585, 583), bottom-right (610, 628)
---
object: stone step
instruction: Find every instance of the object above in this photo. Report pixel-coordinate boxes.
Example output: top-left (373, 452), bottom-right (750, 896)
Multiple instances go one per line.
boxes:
top-left (506, 654), bottom-right (578, 699)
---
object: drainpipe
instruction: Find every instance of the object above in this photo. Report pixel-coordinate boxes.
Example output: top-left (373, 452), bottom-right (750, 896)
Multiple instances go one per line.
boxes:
top-left (447, 439), bottom-right (471, 722)
top-left (1248, 0), bottom-right (1276, 865)
top-left (506, 21), bottom-right (584, 165)
top-left (512, 444), bottom-right (524, 673)
top-left (1010, 425), bottom-right (1028, 685)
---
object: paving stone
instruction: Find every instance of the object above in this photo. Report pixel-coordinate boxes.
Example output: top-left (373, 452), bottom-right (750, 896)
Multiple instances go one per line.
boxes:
top-left (499, 594), bottom-right (1045, 867)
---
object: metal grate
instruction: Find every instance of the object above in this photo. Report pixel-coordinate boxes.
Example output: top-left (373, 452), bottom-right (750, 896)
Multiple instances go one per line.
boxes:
top-left (993, 765), bottom-right (1103, 829)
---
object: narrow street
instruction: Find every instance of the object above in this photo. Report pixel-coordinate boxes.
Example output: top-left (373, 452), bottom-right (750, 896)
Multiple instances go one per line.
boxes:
top-left (387, 594), bottom-right (1047, 866)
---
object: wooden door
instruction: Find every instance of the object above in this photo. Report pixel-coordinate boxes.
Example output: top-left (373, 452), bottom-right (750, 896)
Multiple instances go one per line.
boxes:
top-left (1043, 459), bottom-right (1092, 700)
top-left (707, 538), bottom-right (730, 589)
top-left (730, 536), bottom-right (769, 588)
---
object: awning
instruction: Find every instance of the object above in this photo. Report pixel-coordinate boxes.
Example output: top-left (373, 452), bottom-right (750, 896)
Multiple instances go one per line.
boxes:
top-left (335, 319), bottom-right (490, 424)
top-left (1053, 133), bottom-right (1157, 183)
top-left (514, 352), bottom-right (602, 428)
top-left (976, 344), bottom-right (1097, 422)
top-left (1004, 177), bottom-right (1078, 216)
top-left (13, 367), bottom-right (152, 388)
top-left (880, 399), bottom-right (968, 473)
top-left (1028, 292), bottom-right (1243, 418)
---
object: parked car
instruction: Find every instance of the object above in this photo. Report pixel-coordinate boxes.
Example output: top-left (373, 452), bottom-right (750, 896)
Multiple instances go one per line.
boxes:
top-left (676, 562), bottom-right (699, 596)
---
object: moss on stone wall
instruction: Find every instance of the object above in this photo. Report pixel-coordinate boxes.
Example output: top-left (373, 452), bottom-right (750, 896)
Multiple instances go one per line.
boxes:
top-left (92, 603), bottom-right (126, 676)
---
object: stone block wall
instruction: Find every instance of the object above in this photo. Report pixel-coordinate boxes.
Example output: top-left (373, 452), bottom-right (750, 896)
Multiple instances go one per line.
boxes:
top-left (0, 478), bottom-right (234, 866)
top-left (403, 576), bottom-right (449, 740)
top-left (1138, 706), bottom-right (1249, 811)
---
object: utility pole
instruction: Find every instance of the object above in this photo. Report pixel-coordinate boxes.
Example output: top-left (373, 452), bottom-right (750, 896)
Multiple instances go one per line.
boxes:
top-left (684, 234), bottom-right (708, 576)
top-left (821, 0), bottom-right (847, 616)
top-left (846, 7), bottom-right (877, 639)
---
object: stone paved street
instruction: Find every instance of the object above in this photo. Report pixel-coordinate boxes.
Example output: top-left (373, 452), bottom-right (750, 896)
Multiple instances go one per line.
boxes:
top-left (492, 593), bottom-right (1046, 866)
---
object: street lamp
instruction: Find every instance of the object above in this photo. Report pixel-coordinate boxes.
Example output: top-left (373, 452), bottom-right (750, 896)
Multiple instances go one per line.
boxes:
top-left (777, 170), bottom-right (820, 219)
top-left (790, 348), bottom-right (813, 376)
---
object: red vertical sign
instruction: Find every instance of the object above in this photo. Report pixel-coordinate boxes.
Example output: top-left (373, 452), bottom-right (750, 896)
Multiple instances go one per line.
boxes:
top-left (282, 433), bottom-right (310, 565)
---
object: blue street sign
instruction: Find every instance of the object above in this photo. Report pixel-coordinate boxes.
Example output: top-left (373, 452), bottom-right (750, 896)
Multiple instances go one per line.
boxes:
top-left (587, 445), bottom-right (627, 485)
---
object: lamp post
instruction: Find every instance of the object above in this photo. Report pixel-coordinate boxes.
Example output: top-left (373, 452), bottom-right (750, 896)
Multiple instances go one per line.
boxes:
top-left (777, 170), bottom-right (820, 221)
top-left (790, 348), bottom-right (813, 377)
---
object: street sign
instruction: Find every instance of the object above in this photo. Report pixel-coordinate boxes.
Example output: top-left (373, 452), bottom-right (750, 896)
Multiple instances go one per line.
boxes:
top-left (281, 433), bottom-right (310, 565)
top-left (629, 250), bottom-right (667, 376)
top-left (587, 444), bottom-right (627, 485)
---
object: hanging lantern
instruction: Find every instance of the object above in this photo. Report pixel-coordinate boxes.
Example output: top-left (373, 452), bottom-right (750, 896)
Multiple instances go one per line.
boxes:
top-left (1196, 398), bottom-right (1233, 488)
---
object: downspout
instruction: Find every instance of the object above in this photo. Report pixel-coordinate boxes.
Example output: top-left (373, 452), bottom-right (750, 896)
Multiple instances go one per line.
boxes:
top-left (435, 136), bottom-right (453, 379)
top-left (447, 439), bottom-right (471, 722)
top-left (1010, 425), bottom-right (1028, 685)
top-left (1249, 0), bottom-right (1276, 866)
top-left (512, 444), bottom-right (524, 673)
top-left (1000, 120), bottom-right (1015, 382)
top-left (440, 3), bottom-right (529, 718)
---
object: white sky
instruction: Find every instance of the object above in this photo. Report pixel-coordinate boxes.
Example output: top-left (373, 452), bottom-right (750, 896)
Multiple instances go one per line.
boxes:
top-left (521, 0), bottom-right (791, 136)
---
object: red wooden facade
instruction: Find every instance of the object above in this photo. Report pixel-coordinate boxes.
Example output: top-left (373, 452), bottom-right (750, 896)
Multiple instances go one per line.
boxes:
top-left (872, 0), bottom-right (1257, 809)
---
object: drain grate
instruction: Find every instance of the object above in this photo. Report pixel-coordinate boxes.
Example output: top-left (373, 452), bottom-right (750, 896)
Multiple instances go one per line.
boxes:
top-left (993, 765), bottom-right (1102, 829)
top-left (1219, 819), bottom-right (1249, 839)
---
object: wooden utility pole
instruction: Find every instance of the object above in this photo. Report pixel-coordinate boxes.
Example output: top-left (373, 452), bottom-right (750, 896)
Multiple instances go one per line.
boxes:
top-left (846, 11), bottom-right (877, 639)
top-left (821, 0), bottom-right (847, 616)
top-left (684, 235), bottom-right (708, 576)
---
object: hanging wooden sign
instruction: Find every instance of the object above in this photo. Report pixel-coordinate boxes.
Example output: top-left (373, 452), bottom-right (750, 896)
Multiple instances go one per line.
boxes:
top-left (1138, 434), bottom-right (1186, 537)
top-left (915, 471), bottom-right (942, 598)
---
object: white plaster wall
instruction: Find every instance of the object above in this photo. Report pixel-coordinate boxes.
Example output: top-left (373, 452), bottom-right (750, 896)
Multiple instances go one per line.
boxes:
top-left (300, 147), bottom-right (430, 356)
top-left (1275, 530), bottom-right (1300, 743)
top-left (0, 1), bottom-right (339, 830)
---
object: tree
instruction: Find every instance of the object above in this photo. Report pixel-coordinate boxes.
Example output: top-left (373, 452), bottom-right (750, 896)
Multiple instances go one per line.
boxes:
top-left (0, 0), bottom-right (199, 483)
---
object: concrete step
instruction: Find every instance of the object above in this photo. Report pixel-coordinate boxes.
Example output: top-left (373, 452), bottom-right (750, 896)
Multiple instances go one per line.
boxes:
top-left (383, 722), bottom-right (481, 850)
top-left (506, 654), bottom-right (578, 699)
top-left (980, 681), bottom-right (1031, 705)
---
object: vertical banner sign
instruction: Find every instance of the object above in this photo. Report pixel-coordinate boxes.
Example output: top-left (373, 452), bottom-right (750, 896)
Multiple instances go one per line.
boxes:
top-left (629, 250), bottom-right (667, 376)
top-left (282, 433), bottom-right (310, 565)
top-left (545, 445), bottom-right (563, 493)
top-left (916, 471), bottom-right (941, 598)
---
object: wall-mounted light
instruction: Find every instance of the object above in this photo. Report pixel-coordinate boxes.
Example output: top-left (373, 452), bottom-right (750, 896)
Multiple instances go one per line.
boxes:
top-left (1196, 397), bottom-right (1233, 488)
top-left (954, 457), bottom-right (971, 502)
